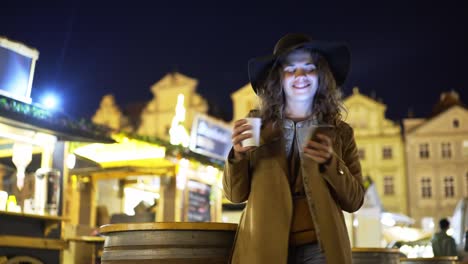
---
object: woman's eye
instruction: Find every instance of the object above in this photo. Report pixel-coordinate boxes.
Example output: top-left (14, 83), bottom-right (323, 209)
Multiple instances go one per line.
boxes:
top-left (284, 67), bottom-right (295, 73)
top-left (305, 65), bottom-right (317, 72)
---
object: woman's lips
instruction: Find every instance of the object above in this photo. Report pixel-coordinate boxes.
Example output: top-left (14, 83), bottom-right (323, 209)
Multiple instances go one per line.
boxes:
top-left (293, 83), bottom-right (310, 89)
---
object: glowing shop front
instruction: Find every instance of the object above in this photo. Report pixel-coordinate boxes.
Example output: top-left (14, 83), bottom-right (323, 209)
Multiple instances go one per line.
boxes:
top-left (0, 35), bottom-right (115, 264)
top-left (70, 134), bottom-right (224, 227)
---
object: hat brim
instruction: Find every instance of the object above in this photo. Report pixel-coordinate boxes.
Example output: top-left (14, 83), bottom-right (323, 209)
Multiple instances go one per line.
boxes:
top-left (248, 41), bottom-right (350, 94)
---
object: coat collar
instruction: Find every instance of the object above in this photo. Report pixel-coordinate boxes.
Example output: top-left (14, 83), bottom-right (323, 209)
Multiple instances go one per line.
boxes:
top-left (259, 115), bottom-right (321, 145)
top-left (258, 116), bottom-right (323, 178)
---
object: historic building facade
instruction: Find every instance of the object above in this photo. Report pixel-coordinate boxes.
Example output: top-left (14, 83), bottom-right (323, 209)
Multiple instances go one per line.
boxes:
top-left (92, 94), bottom-right (126, 131)
top-left (93, 72), bottom-right (208, 139)
top-left (403, 91), bottom-right (468, 227)
top-left (344, 88), bottom-right (407, 214)
top-left (138, 72), bottom-right (208, 139)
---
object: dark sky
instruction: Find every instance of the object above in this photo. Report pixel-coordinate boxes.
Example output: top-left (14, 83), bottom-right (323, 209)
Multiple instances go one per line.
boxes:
top-left (1, 1), bottom-right (467, 122)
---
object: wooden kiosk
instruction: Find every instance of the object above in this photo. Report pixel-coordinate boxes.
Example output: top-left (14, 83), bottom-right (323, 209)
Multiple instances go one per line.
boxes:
top-left (69, 133), bottom-right (225, 227)
top-left (0, 36), bottom-right (114, 263)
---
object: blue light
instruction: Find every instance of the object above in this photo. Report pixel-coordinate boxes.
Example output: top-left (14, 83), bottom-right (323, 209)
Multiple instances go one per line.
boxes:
top-left (41, 94), bottom-right (59, 109)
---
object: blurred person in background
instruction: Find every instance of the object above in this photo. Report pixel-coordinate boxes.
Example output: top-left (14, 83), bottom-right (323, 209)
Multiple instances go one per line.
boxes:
top-left (432, 218), bottom-right (457, 257)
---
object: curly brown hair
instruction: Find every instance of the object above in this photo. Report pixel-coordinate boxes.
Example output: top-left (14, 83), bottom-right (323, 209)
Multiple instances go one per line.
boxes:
top-left (256, 49), bottom-right (346, 127)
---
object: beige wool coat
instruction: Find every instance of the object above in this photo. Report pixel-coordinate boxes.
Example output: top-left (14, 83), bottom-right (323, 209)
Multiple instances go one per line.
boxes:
top-left (223, 118), bottom-right (365, 264)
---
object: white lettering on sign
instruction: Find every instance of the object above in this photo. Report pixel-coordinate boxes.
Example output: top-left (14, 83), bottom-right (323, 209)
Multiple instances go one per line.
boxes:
top-left (198, 121), bottom-right (230, 143)
top-left (196, 135), bottom-right (215, 150)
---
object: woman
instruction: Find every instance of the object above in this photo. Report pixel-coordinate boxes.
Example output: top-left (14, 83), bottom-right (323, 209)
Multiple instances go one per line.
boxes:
top-left (223, 33), bottom-right (365, 264)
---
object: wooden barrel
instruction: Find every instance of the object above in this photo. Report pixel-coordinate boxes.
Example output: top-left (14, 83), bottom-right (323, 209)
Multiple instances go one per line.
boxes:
top-left (99, 222), bottom-right (237, 264)
top-left (400, 257), bottom-right (458, 264)
top-left (352, 248), bottom-right (402, 264)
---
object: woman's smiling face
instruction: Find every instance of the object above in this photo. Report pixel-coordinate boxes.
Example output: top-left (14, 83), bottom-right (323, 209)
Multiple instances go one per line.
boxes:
top-left (281, 49), bottom-right (318, 104)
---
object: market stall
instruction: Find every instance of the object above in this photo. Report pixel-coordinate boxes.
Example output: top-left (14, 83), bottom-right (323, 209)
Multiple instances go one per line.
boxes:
top-left (0, 36), bottom-right (113, 264)
top-left (70, 132), bottom-right (226, 228)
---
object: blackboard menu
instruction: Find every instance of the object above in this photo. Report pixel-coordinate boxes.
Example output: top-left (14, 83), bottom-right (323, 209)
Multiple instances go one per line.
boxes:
top-left (186, 180), bottom-right (211, 222)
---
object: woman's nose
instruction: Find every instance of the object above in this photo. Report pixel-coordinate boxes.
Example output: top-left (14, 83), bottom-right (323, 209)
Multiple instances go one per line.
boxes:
top-left (295, 68), bottom-right (306, 77)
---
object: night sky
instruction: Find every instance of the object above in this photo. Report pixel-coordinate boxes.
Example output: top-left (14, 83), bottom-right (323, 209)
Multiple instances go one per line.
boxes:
top-left (1, 1), bottom-right (467, 123)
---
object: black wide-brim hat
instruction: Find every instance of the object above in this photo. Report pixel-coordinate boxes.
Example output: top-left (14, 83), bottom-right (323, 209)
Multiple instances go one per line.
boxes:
top-left (248, 33), bottom-right (351, 94)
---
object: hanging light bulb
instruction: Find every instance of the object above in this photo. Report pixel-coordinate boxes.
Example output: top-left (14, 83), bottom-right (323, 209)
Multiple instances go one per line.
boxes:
top-left (12, 142), bottom-right (33, 190)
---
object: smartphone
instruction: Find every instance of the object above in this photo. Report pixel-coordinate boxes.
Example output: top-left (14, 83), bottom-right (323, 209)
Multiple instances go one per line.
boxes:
top-left (310, 125), bottom-right (335, 142)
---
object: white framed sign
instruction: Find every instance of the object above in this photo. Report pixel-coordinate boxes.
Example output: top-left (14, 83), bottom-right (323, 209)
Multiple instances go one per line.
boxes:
top-left (189, 114), bottom-right (232, 160)
top-left (0, 37), bottom-right (39, 103)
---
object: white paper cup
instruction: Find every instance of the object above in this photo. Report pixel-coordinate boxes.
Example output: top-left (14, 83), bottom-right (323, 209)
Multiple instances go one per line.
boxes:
top-left (241, 117), bottom-right (261, 147)
top-left (0, 191), bottom-right (7, 211)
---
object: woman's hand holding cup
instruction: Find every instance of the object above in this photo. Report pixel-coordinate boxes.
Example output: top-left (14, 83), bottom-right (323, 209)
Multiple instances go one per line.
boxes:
top-left (231, 118), bottom-right (260, 159)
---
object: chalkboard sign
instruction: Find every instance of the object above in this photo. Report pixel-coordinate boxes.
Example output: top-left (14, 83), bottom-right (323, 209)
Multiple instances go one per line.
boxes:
top-left (186, 180), bottom-right (211, 222)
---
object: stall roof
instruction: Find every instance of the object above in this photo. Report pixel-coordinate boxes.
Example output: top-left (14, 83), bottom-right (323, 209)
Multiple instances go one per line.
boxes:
top-left (73, 134), bottom-right (173, 169)
top-left (0, 95), bottom-right (114, 143)
top-left (71, 134), bottom-right (228, 179)
top-left (129, 134), bottom-right (225, 168)
top-left (71, 139), bottom-right (176, 178)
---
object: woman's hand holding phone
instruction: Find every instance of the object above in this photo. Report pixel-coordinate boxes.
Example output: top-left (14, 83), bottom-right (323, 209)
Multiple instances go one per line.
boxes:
top-left (303, 126), bottom-right (334, 164)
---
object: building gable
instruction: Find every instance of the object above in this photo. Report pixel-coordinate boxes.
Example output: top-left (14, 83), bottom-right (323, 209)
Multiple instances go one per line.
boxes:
top-left (148, 72), bottom-right (203, 112)
top-left (150, 72), bottom-right (198, 94)
top-left (344, 88), bottom-right (386, 113)
top-left (137, 72), bottom-right (208, 138)
top-left (343, 88), bottom-right (398, 134)
top-left (408, 106), bottom-right (468, 135)
top-left (231, 83), bottom-right (256, 99)
top-left (92, 94), bottom-right (123, 130)
top-left (231, 83), bottom-right (259, 121)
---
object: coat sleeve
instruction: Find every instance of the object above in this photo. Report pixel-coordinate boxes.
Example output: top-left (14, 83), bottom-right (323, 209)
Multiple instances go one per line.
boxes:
top-left (222, 148), bottom-right (251, 203)
top-left (320, 123), bottom-right (365, 213)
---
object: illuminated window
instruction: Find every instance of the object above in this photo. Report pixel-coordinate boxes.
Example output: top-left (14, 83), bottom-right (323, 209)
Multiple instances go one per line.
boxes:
top-left (441, 142), bottom-right (452, 159)
top-left (421, 177), bottom-right (432, 199)
top-left (444, 176), bottom-right (455, 198)
top-left (384, 176), bottom-right (394, 195)
top-left (419, 143), bottom-right (430, 159)
top-left (453, 119), bottom-right (459, 128)
top-left (463, 140), bottom-right (468, 157)
top-left (382, 146), bottom-right (393, 160)
top-left (358, 148), bottom-right (365, 160)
